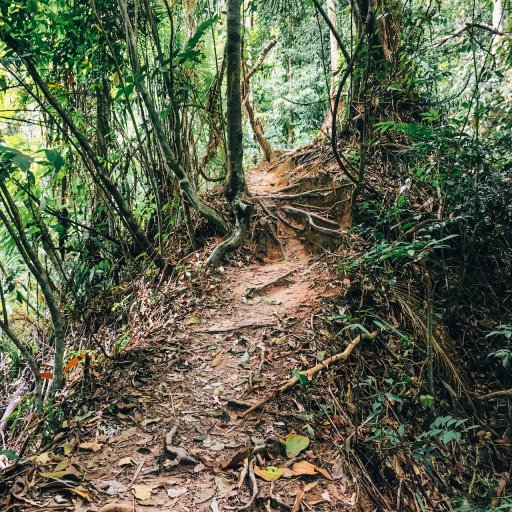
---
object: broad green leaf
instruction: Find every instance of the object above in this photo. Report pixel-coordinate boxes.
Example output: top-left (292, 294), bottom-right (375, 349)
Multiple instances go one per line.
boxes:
top-left (43, 149), bottom-right (65, 172)
top-left (0, 449), bottom-right (19, 460)
top-left (283, 433), bottom-right (309, 458)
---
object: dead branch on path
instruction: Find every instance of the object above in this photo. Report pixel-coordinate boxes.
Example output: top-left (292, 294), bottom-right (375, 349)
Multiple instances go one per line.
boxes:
top-left (475, 389), bottom-right (512, 401)
top-left (193, 321), bottom-right (274, 333)
top-left (164, 425), bottom-right (197, 465)
top-left (242, 331), bottom-right (378, 416)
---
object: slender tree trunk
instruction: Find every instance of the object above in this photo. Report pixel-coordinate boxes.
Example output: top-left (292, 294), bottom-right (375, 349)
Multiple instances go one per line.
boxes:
top-left (0, 286), bottom-right (43, 413)
top-left (224, 0), bottom-right (245, 201)
top-left (118, 0), bottom-right (228, 236)
top-left (0, 189), bottom-right (64, 394)
top-left (322, 0), bottom-right (340, 134)
top-left (207, 0), bottom-right (252, 266)
top-left (1, 33), bottom-right (168, 271)
top-left (242, 40), bottom-right (276, 162)
top-left (492, 0), bottom-right (505, 54)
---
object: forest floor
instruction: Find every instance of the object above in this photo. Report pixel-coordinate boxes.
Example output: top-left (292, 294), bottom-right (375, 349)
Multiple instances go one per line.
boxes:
top-left (2, 159), bottom-right (367, 511)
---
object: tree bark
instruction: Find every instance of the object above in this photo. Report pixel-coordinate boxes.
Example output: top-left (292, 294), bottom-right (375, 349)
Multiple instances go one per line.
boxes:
top-left (322, 0), bottom-right (340, 134)
top-left (242, 40), bottom-right (276, 162)
top-left (224, 0), bottom-right (246, 201)
top-left (207, 0), bottom-right (252, 265)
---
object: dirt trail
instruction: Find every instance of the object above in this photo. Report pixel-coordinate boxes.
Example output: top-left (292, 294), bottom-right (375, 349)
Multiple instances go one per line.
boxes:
top-left (13, 162), bottom-right (354, 511)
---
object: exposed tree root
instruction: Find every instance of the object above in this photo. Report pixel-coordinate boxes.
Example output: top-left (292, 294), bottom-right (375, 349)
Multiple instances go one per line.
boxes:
top-left (243, 331), bottom-right (378, 416)
top-left (280, 205), bottom-right (346, 237)
top-left (206, 198), bottom-right (253, 267)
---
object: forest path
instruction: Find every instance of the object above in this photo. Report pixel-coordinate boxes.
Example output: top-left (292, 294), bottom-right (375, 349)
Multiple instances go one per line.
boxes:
top-left (30, 161), bottom-right (351, 512)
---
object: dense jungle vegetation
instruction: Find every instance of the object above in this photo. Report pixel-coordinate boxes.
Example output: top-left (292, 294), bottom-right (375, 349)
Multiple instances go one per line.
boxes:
top-left (0, 0), bottom-right (511, 511)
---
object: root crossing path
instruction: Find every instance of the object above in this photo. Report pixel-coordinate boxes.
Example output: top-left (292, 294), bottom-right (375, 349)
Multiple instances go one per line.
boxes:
top-left (19, 162), bottom-right (359, 511)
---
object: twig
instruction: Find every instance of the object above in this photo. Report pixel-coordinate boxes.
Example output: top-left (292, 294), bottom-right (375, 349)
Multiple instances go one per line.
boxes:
top-left (238, 458), bottom-right (258, 510)
top-left (475, 389), bottom-right (512, 401)
top-left (242, 332), bottom-right (378, 416)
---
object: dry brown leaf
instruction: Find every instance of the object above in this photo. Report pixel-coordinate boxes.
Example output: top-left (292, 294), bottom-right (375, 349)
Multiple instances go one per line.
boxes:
top-left (132, 484), bottom-right (152, 501)
top-left (117, 457), bottom-right (133, 467)
top-left (68, 486), bottom-right (94, 501)
top-left (79, 441), bottom-right (102, 453)
top-left (217, 447), bottom-right (250, 470)
top-left (291, 460), bottom-right (317, 476)
top-left (304, 481), bottom-right (319, 492)
top-left (166, 486), bottom-right (188, 498)
top-left (211, 350), bottom-right (224, 367)
top-left (326, 483), bottom-right (344, 501)
top-left (291, 488), bottom-right (305, 512)
top-left (315, 465), bottom-right (333, 480)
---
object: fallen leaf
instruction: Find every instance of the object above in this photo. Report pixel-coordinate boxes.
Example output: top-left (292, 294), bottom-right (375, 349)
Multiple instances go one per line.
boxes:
top-left (63, 441), bottom-right (75, 456)
top-left (326, 484), bottom-right (344, 501)
top-left (291, 460), bottom-right (317, 476)
top-left (217, 448), bottom-right (250, 469)
top-left (166, 487), bottom-right (188, 498)
top-left (194, 463), bottom-right (206, 473)
top-left (211, 350), bottom-right (224, 367)
top-left (322, 490), bottom-right (331, 502)
top-left (118, 457), bottom-right (133, 467)
top-left (132, 484), bottom-right (152, 501)
top-left (54, 459), bottom-right (70, 472)
top-left (239, 351), bottom-right (251, 368)
top-left (40, 470), bottom-right (68, 479)
top-left (315, 465), bottom-right (333, 480)
top-left (113, 427), bottom-right (138, 443)
top-left (185, 315), bottom-right (200, 325)
top-left (292, 488), bottom-right (305, 512)
top-left (284, 434), bottom-right (309, 458)
top-left (64, 354), bottom-right (86, 372)
top-left (92, 479), bottom-right (128, 496)
top-left (79, 441), bottom-right (102, 453)
top-left (98, 504), bottom-right (132, 512)
top-left (68, 486), bottom-right (93, 501)
top-left (140, 417), bottom-right (161, 427)
top-left (254, 465), bottom-right (284, 481)
top-left (304, 481), bottom-right (319, 492)
top-left (34, 452), bottom-right (52, 465)
top-left (210, 498), bottom-right (220, 512)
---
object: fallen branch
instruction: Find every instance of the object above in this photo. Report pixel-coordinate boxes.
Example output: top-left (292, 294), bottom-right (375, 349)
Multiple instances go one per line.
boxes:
top-left (194, 321), bottom-right (274, 334)
top-left (243, 331), bottom-right (378, 416)
top-left (475, 389), bottom-right (512, 401)
top-left (164, 425), bottom-right (197, 465)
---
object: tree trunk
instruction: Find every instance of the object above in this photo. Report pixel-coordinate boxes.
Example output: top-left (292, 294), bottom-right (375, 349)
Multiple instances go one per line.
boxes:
top-left (207, 0), bottom-right (252, 266)
top-left (224, 0), bottom-right (246, 201)
top-left (322, 0), bottom-right (340, 134)
top-left (492, 0), bottom-right (505, 54)
top-left (0, 189), bottom-right (64, 395)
